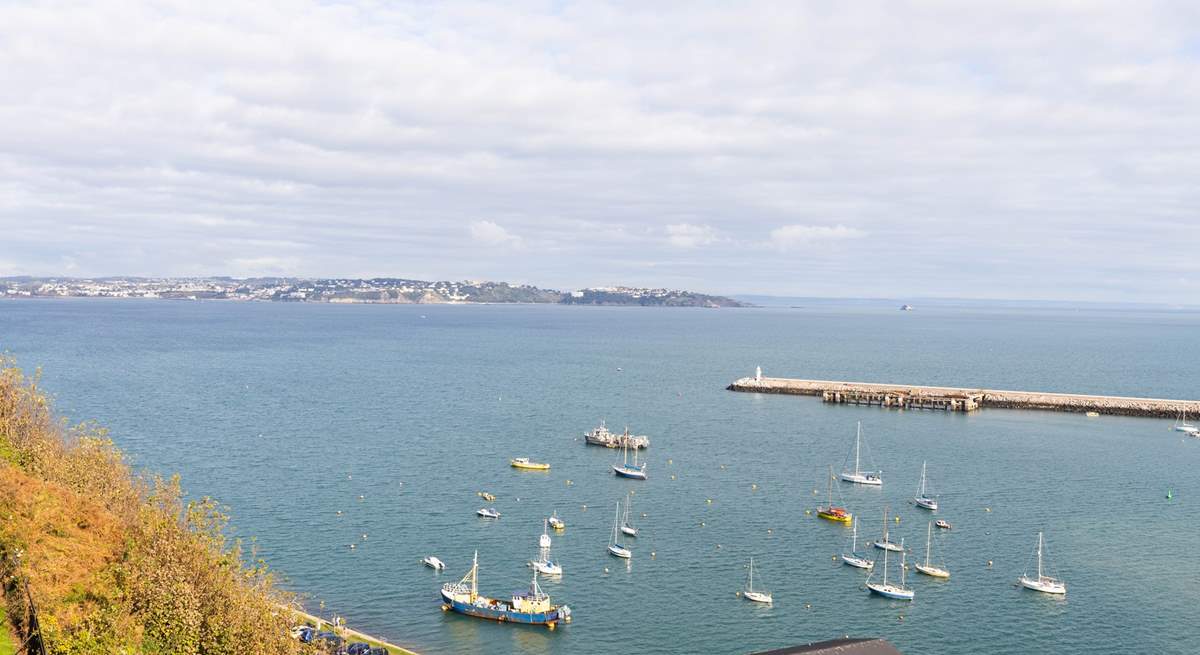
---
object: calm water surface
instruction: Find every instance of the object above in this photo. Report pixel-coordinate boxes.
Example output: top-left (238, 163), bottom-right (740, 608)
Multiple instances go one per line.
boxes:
top-left (1, 299), bottom-right (1198, 654)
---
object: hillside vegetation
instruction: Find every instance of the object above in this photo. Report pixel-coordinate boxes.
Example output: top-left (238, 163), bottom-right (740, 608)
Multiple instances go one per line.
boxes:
top-left (0, 359), bottom-right (307, 654)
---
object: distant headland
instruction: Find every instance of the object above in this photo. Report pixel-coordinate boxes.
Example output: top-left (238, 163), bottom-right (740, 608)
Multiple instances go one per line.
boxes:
top-left (0, 276), bottom-right (746, 308)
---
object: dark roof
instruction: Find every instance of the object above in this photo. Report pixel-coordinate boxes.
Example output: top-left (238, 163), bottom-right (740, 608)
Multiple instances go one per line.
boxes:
top-left (748, 638), bottom-right (903, 655)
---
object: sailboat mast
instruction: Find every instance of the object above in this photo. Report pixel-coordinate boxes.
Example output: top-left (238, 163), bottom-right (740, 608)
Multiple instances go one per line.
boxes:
top-left (855, 422), bottom-right (862, 474)
top-left (749, 558), bottom-right (754, 591)
top-left (919, 461), bottom-right (927, 496)
top-left (881, 542), bottom-right (889, 585)
top-left (925, 522), bottom-right (932, 566)
top-left (1036, 532), bottom-right (1044, 579)
top-left (851, 523), bottom-right (857, 551)
top-left (471, 550), bottom-right (478, 598)
top-left (882, 506), bottom-right (889, 542)
top-left (899, 539), bottom-right (907, 587)
top-left (827, 465), bottom-right (834, 507)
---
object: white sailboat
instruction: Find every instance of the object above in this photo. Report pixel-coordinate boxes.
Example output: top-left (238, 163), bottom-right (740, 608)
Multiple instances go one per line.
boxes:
top-left (612, 438), bottom-right (648, 479)
top-left (914, 461), bottom-right (938, 510)
top-left (914, 521), bottom-right (949, 578)
top-left (1018, 531), bottom-right (1065, 595)
top-left (841, 522), bottom-right (875, 570)
top-left (607, 502), bottom-right (632, 559)
top-left (620, 492), bottom-right (639, 537)
top-left (841, 421), bottom-right (882, 485)
top-left (742, 558), bottom-right (772, 604)
top-left (873, 506), bottom-right (903, 552)
top-left (1175, 409), bottom-right (1199, 435)
top-left (529, 519), bottom-right (563, 576)
top-left (866, 537), bottom-right (914, 600)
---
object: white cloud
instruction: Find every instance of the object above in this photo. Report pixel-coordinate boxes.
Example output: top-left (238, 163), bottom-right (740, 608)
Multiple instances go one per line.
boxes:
top-left (665, 223), bottom-right (717, 248)
top-left (469, 220), bottom-right (522, 248)
top-left (769, 224), bottom-right (866, 250)
top-left (0, 2), bottom-right (1197, 300)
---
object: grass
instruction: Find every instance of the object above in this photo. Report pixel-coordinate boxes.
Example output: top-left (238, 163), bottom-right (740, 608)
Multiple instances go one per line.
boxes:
top-left (0, 605), bottom-right (16, 655)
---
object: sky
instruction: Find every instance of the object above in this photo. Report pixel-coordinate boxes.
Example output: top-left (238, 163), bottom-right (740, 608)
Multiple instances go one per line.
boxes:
top-left (1, 1), bottom-right (1198, 302)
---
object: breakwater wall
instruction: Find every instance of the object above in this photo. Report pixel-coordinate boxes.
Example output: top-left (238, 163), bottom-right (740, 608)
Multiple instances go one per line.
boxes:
top-left (727, 376), bottom-right (1200, 419)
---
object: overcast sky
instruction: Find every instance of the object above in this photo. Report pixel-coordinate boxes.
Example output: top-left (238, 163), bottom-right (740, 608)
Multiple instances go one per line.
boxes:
top-left (1, 1), bottom-right (1197, 301)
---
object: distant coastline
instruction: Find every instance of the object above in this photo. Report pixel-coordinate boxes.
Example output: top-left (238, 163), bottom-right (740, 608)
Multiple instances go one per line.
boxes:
top-left (0, 276), bottom-right (746, 308)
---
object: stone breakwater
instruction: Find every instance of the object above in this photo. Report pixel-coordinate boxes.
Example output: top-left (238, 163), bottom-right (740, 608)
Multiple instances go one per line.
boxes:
top-left (727, 376), bottom-right (1200, 419)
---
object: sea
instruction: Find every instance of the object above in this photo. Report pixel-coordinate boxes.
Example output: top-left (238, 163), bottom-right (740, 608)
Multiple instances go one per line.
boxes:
top-left (1, 298), bottom-right (1198, 655)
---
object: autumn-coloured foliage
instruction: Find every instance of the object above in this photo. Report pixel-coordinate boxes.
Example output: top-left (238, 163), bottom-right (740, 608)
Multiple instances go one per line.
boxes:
top-left (0, 359), bottom-right (307, 654)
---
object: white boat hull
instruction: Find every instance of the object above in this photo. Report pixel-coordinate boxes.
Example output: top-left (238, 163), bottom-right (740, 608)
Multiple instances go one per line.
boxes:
top-left (620, 526), bottom-right (638, 537)
top-left (841, 472), bottom-right (882, 486)
top-left (873, 540), bottom-right (904, 553)
top-left (1019, 575), bottom-right (1066, 595)
top-left (531, 560), bottom-right (563, 576)
top-left (915, 563), bottom-right (949, 579)
top-left (867, 582), bottom-right (914, 600)
top-left (743, 591), bottom-right (772, 604)
top-left (423, 557), bottom-right (445, 571)
top-left (841, 553), bottom-right (874, 570)
top-left (914, 496), bottom-right (938, 510)
top-left (607, 544), bottom-right (632, 559)
top-left (476, 508), bottom-right (501, 519)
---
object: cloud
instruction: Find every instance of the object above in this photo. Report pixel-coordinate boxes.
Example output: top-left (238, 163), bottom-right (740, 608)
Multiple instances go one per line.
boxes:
top-left (469, 220), bottom-right (522, 248)
top-left (665, 223), bottom-right (718, 248)
top-left (768, 224), bottom-right (865, 250)
top-left (0, 2), bottom-right (1197, 300)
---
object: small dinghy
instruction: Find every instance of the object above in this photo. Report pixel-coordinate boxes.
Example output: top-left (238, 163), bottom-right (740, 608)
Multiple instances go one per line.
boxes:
top-left (548, 511), bottom-right (565, 531)
top-left (607, 502), bottom-right (632, 558)
top-left (935, 519), bottom-right (951, 530)
top-left (742, 558), bottom-right (772, 604)
top-left (477, 507), bottom-right (501, 519)
top-left (1018, 531), bottom-right (1065, 595)
top-left (423, 555), bottom-right (446, 571)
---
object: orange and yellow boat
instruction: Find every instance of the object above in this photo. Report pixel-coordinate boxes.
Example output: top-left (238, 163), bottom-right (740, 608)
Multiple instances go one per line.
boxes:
top-left (817, 465), bottom-right (853, 524)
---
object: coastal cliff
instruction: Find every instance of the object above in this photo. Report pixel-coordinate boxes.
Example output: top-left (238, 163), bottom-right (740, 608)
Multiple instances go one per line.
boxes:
top-left (0, 360), bottom-right (308, 654)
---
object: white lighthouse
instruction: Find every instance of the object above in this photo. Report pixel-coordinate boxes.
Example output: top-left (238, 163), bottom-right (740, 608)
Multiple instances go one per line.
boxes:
top-left (755, 366), bottom-right (762, 382)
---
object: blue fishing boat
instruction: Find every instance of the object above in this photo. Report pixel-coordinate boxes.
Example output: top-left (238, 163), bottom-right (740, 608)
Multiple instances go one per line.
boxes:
top-left (611, 439), bottom-right (647, 480)
top-left (441, 551), bottom-right (572, 629)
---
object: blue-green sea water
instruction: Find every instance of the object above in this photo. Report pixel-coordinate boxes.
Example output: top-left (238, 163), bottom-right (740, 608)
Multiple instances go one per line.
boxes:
top-left (1, 299), bottom-right (1198, 655)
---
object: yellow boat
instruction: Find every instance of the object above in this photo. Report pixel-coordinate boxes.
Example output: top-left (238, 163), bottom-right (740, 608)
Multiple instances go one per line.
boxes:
top-left (511, 458), bottom-right (550, 471)
top-left (817, 465), bottom-right (853, 524)
top-left (478, 491), bottom-right (496, 502)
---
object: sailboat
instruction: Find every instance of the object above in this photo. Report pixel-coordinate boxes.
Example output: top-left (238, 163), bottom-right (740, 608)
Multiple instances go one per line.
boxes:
top-left (872, 506), bottom-right (903, 552)
top-left (913, 521), bottom-right (949, 578)
top-left (620, 492), bottom-right (639, 537)
top-left (841, 422), bottom-right (882, 485)
top-left (612, 438), bottom-right (648, 480)
top-left (441, 551), bottom-right (572, 628)
top-left (866, 538), bottom-right (914, 600)
top-left (607, 502), bottom-right (632, 558)
top-left (742, 558), bottom-right (772, 604)
top-left (1175, 409), bottom-right (1199, 435)
top-left (548, 510), bottom-right (566, 531)
top-left (1018, 531), bottom-right (1065, 595)
top-left (841, 522), bottom-right (874, 570)
top-left (529, 519), bottom-right (563, 576)
top-left (817, 465), bottom-right (853, 524)
top-left (914, 461), bottom-right (938, 510)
